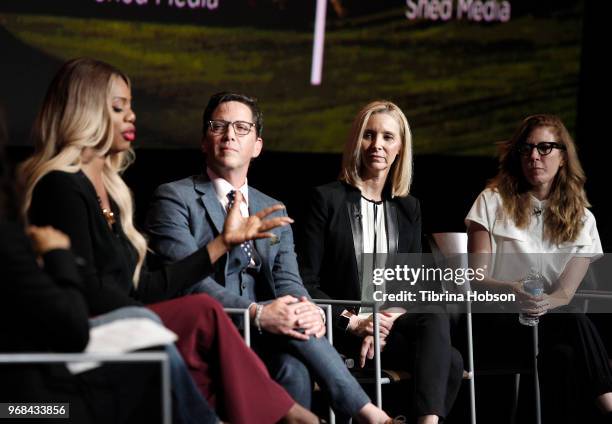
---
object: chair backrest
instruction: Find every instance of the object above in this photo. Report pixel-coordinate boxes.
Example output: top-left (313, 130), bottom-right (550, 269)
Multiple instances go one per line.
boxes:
top-left (429, 232), bottom-right (468, 256)
top-left (428, 232), bottom-right (470, 293)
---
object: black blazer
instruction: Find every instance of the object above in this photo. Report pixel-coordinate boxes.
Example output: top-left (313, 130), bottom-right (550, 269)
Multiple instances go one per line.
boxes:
top-left (297, 181), bottom-right (421, 325)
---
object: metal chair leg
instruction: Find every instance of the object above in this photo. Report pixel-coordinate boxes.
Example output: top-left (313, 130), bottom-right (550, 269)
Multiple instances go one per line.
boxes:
top-left (510, 373), bottom-right (520, 424)
top-left (466, 304), bottom-right (477, 424)
top-left (533, 325), bottom-right (541, 424)
top-left (222, 308), bottom-right (251, 347)
top-left (373, 302), bottom-right (382, 409)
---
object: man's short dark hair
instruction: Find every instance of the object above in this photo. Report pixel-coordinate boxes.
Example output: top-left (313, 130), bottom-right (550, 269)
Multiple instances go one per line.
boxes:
top-left (202, 92), bottom-right (263, 136)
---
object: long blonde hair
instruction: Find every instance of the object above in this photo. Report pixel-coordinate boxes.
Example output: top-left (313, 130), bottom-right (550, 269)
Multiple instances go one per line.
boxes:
top-left (339, 100), bottom-right (413, 197)
top-left (489, 114), bottom-right (589, 245)
top-left (18, 58), bottom-right (147, 284)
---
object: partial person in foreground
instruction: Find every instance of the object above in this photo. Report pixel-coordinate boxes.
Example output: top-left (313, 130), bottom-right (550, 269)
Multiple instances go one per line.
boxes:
top-left (146, 91), bottom-right (393, 423)
top-left (466, 114), bottom-right (612, 423)
top-left (18, 57), bottom-right (316, 424)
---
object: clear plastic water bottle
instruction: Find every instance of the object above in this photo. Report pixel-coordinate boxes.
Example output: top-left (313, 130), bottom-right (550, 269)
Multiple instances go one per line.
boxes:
top-left (518, 273), bottom-right (545, 326)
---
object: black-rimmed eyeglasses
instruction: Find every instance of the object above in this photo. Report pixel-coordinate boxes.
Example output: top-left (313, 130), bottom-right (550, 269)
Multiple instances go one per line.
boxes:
top-left (516, 142), bottom-right (566, 156)
top-left (208, 120), bottom-right (255, 136)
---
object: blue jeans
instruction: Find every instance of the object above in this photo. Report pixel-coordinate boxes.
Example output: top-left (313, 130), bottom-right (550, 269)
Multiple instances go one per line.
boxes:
top-left (90, 306), bottom-right (218, 424)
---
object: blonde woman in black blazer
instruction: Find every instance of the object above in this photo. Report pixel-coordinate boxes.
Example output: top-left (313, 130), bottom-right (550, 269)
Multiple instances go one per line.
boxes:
top-left (298, 101), bottom-right (463, 424)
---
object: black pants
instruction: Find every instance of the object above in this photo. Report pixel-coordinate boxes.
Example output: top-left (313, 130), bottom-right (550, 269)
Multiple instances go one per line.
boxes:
top-left (539, 310), bottom-right (612, 424)
top-left (472, 309), bottom-right (612, 424)
top-left (339, 305), bottom-right (464, 421)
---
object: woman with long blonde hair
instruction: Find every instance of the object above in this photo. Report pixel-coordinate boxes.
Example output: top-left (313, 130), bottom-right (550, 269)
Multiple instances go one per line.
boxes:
top-left (298, 100), bottom-right (463, 424)
top-left (19, 57), bottom-right (316, 424)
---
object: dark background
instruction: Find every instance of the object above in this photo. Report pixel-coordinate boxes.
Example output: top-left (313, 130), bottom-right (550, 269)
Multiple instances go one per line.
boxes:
top-left (0, 1), bottom-right (587, 153)
top-left (3, 1), bottom-right (606, 247)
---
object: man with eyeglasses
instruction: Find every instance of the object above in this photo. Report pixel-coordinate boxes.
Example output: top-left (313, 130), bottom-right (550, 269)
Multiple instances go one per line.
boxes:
top-left (145, 92), bottom-right (391, 423)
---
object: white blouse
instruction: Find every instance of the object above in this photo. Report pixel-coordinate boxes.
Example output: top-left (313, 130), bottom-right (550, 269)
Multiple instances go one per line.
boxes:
top-left (361, 197), bottom-right (388, 255)
top-left (465, 188), bottom-right (602, 288)
top-left (360, 197), bottom-right (388, 315)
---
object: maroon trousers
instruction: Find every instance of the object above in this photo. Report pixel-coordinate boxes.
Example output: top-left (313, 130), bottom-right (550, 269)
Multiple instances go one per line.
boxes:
top-left (148, 294), bottom-right (293, 423)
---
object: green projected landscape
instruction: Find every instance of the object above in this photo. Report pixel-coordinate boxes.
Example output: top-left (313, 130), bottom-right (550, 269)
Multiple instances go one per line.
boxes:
top-left (0, 3), bottom-right (583, 154)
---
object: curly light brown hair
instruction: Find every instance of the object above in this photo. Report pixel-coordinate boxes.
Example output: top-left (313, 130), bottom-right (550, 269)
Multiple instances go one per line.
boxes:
top-left (488, 114), bottom-right (589, 245)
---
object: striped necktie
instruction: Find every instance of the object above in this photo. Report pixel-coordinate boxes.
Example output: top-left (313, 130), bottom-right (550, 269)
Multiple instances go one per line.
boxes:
top-left (227, 190), bottom-right (254, 263)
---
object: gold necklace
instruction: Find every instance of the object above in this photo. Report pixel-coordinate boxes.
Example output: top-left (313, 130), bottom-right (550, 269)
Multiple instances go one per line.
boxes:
top-left (97, 197), bottom-right (116, 226)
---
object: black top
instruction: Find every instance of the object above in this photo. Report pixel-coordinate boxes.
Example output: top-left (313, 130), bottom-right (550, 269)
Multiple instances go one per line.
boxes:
top-left (0, 221), bottom-right (89, 353)
top-left (29, 170), bottom-right (214, 316)
top-left (297, 181), bottom-right (422, 324)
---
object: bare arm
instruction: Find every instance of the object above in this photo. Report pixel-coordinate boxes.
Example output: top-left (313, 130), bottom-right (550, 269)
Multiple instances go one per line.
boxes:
top-left (548, 256), bottom-right (590, 307)
top-left (467, 221), bottom-right (524, 296)
top-left (468, 221), bottom-right (590, 314)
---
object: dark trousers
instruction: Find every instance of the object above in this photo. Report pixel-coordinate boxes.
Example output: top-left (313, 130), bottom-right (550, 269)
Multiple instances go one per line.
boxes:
top-left (539, 310), bottom-right (612, 424)
top-left (339, 305), bottom-right (464, 420)
top-left (472, 309), bottom-right (612, 424)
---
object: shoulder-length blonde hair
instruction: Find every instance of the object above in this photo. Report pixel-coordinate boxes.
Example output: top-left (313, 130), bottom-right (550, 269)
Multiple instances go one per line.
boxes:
top-left (18, 57), bottom-right (147, 284)
top-left (488, 114), bottom-right (589, 245)
top-left (339, 100), bottom-right (413, 197)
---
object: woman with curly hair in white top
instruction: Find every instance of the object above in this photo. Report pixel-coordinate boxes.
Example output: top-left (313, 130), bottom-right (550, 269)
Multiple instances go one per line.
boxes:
top-left (466, 114), bottom-right (612, 423)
